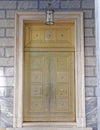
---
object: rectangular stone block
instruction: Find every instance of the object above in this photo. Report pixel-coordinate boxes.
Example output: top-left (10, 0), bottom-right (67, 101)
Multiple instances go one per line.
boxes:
top-left (0, 48), bottom-right (4, 57)
top-left (93, 47), bottom-right (96, 56)
top-left (39, 0), bottom-right (59, 10)
top-left (6, 10), bottom-right (16, 19)
top-left (85, 67), bottom-right (95, 77)
top-left (94, 67), bottom-right (96, 76)
top-left (4, 87), bottom-right (14, 97)
top-left (83, 10), bottom-right (93, 19)
top-left (0, 29), bottom-right (5, 37)
top-left (0, 20), bottom-right (14, 28)
top-left (82, 0), bottom-right (94, 9)
top-left (85, 19), bottom-right (95, 28)
top-left (0, 10), bottom-right (5, 18)
top-left (4, 67), bottom-right (14, 76)
top-left (61, 0), bottom-right (80, 9)
top-left (6, 28), bottom-right (15, 37)
top-left (93, 27), bottom-right (95, 36)
top-left (0, 1), bottom-right (16, 9)
top-left (85, 87), bottom-right (95, 97)
top-left (94, 87), bottom-right (97, 96)
top-left (85, 77), bottom-right (97, 86)
top-left (18, 1), bottom-right (38, 10)
top-left (0, 67), bottom-right (4, 76)
top-left (85, 97), bottom-right (97, 130)
top-left (85, 38), bottom-right (95, 47)
top-left (0, 58), bottom-right (13, 66)
top-left (0, 87), bottom-right (5, 96)
top-left (5, 48), bottom-right (14, 57)
top-left (85, 47), bottom-right (94, 56)
top-left (85, 57), bottom-right (96, 66)
top-left (85, 28), bottom-right (94, 37)
top-left (0, 77), bottom-right (14, 86)
top-left (0, 38), bottom-right (14, 47)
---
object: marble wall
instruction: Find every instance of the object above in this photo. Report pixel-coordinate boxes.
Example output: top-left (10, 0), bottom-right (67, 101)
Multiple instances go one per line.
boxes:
top-left (0, 0), bottom-right (97, 130)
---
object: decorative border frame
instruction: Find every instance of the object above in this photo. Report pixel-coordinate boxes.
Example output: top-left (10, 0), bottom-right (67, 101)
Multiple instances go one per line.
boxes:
top-left (14, 12), bottom-right (85, 128)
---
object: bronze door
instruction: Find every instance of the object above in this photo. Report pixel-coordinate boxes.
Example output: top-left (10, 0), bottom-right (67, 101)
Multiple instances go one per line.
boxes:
top-left (23, 52), bottom-right (75, 122)
top-left (23, 22), bottom-right (76, 122)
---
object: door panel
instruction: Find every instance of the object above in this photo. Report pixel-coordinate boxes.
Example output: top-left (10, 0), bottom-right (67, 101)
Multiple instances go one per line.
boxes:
top-left (49, 52), bottom-right (75, 121)
top-left (24, 52), bottom-right (50, 121)
top-left (23, 52), bottom-right (75, 122)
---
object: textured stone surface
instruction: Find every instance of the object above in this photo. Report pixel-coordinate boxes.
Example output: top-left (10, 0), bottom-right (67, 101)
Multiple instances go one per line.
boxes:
top-left (6, 29), bottom-right (15, 37)
top-left (85, 67), bottom-right (95, 76)
top-left (39, 0), bottom-right (59, 10)
top-left (85, 38), bottom-right (95, 47)
top-left (4, 87), bottom-right (14, 97)
top-left (82, 0), bottom-right (94, 9)
top-left (85, 47), bottom-right (94, 56)
top-left (4, 67), bottom-right (14, 77)
top-left (85, 28), bottom-right (94, 37)
top-left (85, 19), bottom-right (95, 28)
top-left (0, 67), bottom-right (4, 76)
top-left (0, 87), bottom-right (5, 97)
top-left (83, 10), bottom-right (93, 19)
top-left (5, 48), bottom-right (14, 57)
top-left (93, 47), bottom-right (96, 56)
top-left (0, 48), bottom-right (4, 57)
top-left (85, 77), bottom-right (97, 86)
top-left (0, 20), bottom-right (15, 28)
top-left (61, 0), bottom-right (80, 9)
top-left (0, 77), bottom-right (14, 87)
top-left (18, 1), bottom-right (38, 10)
top-left (0, 10), bottom-right (5, 18)
top-left (0, 58), bottom-right (13, 66)
top-left (0, 1), bottom-right (16, 9)
top-left (86, 97), bottom-right (97, 130)
top-left (0, 29), bottom-right (5, 37)
top-left (6, 10), bottom-right (16, 19)
top-left (85, 57), bottom-right (96, 66)
top-left (85, 87), bottom-right (95, 97)
top-left (0, 97), bottom-right (13, 127)
top-left (0, 38), bottom-right (14, 47)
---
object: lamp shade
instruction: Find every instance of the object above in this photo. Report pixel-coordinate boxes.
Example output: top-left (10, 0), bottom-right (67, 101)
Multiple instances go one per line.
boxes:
top-left (45, 10), bottom-right (54, 25)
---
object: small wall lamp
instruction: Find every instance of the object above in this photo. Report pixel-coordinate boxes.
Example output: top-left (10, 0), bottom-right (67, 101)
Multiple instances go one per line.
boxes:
top-left (45, 1), bottom-right (55, 25)
top-left (45, 10), bottom-right (54, 25)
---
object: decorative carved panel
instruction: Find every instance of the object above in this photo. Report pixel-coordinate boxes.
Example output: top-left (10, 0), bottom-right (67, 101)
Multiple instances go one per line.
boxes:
top-left (24, 23), bottom-right (75, 48)
top-left (24, 53), bottom-right (50, 119)
top-left (23, 52), bottom-right (75, 122)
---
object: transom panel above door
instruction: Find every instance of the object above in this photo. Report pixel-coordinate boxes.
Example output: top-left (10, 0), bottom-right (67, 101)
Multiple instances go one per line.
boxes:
top-left (24, 22), bottom-right (75, 50)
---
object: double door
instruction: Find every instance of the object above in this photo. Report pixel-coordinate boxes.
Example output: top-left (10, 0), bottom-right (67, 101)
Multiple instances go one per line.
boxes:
top-left (23, 51), bottom-right (75, 122)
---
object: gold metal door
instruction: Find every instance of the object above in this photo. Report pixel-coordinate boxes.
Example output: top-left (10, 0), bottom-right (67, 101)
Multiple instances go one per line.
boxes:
top-left (23, 22), bottom-right (76, 122)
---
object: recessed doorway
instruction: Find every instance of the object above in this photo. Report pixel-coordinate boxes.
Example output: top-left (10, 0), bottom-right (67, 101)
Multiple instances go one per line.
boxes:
top-left (23, 22), bottom-right (76, 122)
top-left (14, 12), bottom-right (85, 128)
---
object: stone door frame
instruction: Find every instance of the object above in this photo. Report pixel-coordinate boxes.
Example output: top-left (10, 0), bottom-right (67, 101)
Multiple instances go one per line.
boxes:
top-left (14, 12), bottom-right (86, 128)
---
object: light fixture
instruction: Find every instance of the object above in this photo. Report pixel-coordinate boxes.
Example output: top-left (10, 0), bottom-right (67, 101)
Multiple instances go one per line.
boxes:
top-left (45, 1), bottom-right (55, 25)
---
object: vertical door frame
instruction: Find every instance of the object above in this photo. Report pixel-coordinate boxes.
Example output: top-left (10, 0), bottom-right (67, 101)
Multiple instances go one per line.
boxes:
top-left (14, 12), bottom-right (85, 128)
